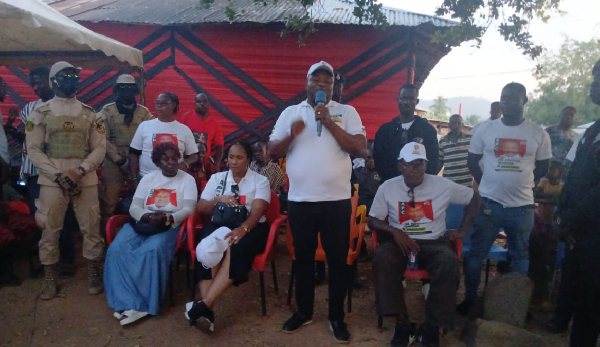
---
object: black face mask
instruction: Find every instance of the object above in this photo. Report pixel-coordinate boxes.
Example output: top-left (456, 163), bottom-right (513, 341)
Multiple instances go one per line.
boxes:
top-left (53, 74), bottom-right (79, 97)
top-left (117, 85), bottom-right (137, 104)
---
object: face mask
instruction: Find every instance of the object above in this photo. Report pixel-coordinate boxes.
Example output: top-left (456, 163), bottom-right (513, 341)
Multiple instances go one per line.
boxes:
top-left (117, 87), bottom-right (137, 104)
top-left (53, 74), bottom-right (79, 97)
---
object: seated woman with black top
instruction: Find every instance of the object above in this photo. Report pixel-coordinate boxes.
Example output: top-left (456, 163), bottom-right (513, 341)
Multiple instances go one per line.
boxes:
top-left (186, 141), bottom-right (270, 332)
top-left (104, 142), bottom-right (197, 326)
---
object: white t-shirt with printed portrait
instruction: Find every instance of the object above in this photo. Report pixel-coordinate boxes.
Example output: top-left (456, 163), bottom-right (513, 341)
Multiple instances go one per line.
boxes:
top-left (469, 118), bottom-right (552, 207)
top-left (369, 174), bottom-right (474, 240)
top-left (134, 169), bottom-right (198, 214)
top-left (201, 169), bottom-right (271, 223)
top-left (130, 118), bottom-right (199, 176)
top-left (270, 100), bottom-right (366, 202)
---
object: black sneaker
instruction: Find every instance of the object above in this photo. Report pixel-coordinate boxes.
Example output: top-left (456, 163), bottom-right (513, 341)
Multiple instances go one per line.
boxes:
top-left (330, 320), bottom-right (350, 344)
top-left (185, 301), bottom-right (215, 332)
top-left (390, 322), bottom-right (417, 347)
top-left (545, 314), bottom-right (570, 334)
top-left (418, 322), bottom-right (440, 347)
top-left (282, 312), bottom-right (312, 334)
top-left (456, 298), bottom-right (475, 316)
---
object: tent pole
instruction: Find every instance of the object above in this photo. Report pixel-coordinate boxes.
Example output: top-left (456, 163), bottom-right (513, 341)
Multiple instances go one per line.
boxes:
top-left (140, 68), bottom-right (146, 106)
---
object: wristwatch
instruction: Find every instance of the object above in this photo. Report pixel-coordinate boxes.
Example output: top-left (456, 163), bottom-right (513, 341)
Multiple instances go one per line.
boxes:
top-left (77, 166), bottom-right (86, 175)
top-left (241, 225), bottom-right (250, 233)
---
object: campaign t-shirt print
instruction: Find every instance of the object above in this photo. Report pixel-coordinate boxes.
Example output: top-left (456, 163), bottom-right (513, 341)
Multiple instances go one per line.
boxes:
top-left (192, 131), bottom-right (208, 145)
top-left (494, 138), bottom-right (527, 172)
top-left (398, 199), bottom-right (434, 235)
top-left (146, 188), bottom-right (178, 212)
top-left (152, 133), bottom-right (178, 148)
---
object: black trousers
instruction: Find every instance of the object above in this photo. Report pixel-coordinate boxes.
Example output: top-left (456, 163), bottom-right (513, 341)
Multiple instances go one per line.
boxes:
top-left (288, 199), bottom-right (351, 322)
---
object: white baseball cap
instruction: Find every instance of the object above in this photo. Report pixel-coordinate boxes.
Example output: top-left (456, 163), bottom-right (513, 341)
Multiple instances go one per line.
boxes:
top-left (398, 142), bottom-right (428, 162)
top-left (307, 61), bottom-right (334, 77)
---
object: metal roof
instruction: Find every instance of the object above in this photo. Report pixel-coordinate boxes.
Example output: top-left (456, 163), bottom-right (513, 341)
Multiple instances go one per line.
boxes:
top-left (60, 0), bottom-right (457, 27)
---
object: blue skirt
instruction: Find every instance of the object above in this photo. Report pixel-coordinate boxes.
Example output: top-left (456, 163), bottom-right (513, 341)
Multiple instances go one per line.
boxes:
top-left (104, 223), bottom-right (179, 315)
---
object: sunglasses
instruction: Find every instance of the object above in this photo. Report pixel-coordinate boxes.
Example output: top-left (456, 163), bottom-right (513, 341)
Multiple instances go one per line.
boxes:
top-left (56, 73), bottom-right (80, 79)
top-left (407, 188), bottom-right (415, 208)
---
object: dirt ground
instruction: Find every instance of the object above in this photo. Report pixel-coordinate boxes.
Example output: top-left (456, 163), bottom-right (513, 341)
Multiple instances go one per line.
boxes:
top-left (0, 233), bottom-right (570, 347)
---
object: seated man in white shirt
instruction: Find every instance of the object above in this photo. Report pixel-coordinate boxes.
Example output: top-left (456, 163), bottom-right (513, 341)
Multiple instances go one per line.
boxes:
top-left (368, 142), bottom-right (479, 347)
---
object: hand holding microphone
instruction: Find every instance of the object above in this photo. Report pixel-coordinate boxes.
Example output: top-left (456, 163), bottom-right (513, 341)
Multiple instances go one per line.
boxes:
top-left (315, 90), bottom-right (327, 137)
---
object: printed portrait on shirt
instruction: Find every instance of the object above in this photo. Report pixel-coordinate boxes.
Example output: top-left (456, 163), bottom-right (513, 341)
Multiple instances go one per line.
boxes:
top-left (145, 188), bottom-right (178, 212)
top-left (192, 131), bottom-right (208, 145)
top-left (494, 138), bottom-right (527, 172)
top-left (398, 200), bottom-right (434, 235)
top-left (152, 133), bottom-right (178, 148)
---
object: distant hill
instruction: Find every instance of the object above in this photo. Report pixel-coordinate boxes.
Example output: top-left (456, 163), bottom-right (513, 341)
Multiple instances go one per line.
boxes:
top-left (418, 96), bottom-right (495, 123)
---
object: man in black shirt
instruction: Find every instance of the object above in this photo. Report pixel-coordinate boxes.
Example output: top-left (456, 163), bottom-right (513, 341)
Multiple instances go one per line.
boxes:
top-left (374, 84), bottom-right (439, 182)
top-left (555, 59), bottom-right (600, 347)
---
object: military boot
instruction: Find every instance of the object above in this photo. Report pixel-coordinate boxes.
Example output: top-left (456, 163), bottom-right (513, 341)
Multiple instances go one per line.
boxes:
top-left (87, 259), bottom-right (104, 295)
top-left (40, 265), bottom-right (57, 300)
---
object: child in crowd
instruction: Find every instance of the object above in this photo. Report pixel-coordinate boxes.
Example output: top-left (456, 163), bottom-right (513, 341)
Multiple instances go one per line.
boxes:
top-left (529, 160), bottom-right (564, 306)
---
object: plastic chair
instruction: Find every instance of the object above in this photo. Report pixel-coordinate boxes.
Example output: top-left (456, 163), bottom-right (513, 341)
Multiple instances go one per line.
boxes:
top-left (188, 190), bottom-right (287, 318)
top-left (371, 229), bottom-right (462, 332)
top-left (285, 196), bottom-right (367, 313)
top-left (106, 214), bottom-right (187, 307)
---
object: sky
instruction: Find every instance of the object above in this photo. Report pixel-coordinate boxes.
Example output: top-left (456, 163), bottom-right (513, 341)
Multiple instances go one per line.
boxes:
top-left (379, 0), bottom-right (600, 103)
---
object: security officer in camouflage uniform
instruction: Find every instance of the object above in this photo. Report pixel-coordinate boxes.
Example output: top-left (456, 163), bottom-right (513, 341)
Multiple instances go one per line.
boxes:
top-left (98, 74), bottom-right (152, 232)
top-left (26, 61), bottom-right (106, 300)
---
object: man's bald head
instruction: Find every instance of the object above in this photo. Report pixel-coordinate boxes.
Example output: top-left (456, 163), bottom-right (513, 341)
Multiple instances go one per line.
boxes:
top-left (448, 114), bottom-right (463, 134)
top-left (195, 93), bottom-right (210, 117)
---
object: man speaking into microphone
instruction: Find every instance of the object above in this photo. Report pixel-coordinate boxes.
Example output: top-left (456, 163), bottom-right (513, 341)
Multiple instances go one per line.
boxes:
top-left (269, 61), bottom-right (366, 343)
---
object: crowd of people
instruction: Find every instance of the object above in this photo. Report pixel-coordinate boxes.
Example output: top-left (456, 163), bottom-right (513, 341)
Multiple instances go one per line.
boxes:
top-left (0, 57), bottom-right (598, 347)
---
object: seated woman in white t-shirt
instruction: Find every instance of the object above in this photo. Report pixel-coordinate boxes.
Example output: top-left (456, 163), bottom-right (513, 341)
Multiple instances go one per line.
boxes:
top-left (367, 142), bottom-right (479, 347)
top-left (104, 142), bottom-right (197, 326)
top-left (185, 141), bottom-right (270, 332)
top-left (128, 92), bottom-right (199, 191)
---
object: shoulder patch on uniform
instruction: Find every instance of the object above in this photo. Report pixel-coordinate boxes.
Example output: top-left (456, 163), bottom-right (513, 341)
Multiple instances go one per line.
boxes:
top-left (25, 121), bottom-right (34, 132)
top-left (95, 117), bottom-right (106, 134)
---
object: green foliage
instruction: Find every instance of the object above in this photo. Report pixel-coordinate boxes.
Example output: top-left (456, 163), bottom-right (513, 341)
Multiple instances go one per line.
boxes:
top-left (525, 38), bottom-right (600, 127)
top-left (429, 96), bottom-right (451, 121)
top-left (464, 114), bottom-right (481, 126)
top-left (197, 0), bottom-right (564, 59)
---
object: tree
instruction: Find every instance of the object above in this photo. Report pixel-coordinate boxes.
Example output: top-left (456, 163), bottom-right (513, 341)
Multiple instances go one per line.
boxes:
top-left (525, 38), bottom-right (600, 127)
top-left (429, 96), bottom-right (451, 121)
top-left (464, 114), bottom-right (481, 126)
top-left (199, 0), bottom-right (564, 59)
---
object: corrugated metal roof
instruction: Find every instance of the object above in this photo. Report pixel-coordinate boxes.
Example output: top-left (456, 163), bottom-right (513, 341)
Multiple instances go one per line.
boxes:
top-left (63, 0), bottom-right (457, 27)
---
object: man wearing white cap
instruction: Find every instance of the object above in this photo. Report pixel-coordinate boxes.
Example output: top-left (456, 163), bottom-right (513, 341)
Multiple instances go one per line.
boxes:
top-left (98, 74), bottom-right (152, 234)
top-left (26, 61), bottom-right (106, 300)
top-left (269, 61), bottom-right (366, 343)
top-left (368, 142), bottom-right (478, 347)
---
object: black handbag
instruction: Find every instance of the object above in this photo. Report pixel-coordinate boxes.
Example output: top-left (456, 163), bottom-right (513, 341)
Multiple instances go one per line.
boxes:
top-left (211, 172), bottom-right (248, 229)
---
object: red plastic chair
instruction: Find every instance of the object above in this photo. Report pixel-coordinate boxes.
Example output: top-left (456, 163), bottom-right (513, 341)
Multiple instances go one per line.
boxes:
top-left (188, 190), bottom-right (287, 318)
top-left (285, 196), bottom-right (367, 313)
top-left (371, 230), bottom-right (462, 332)
top-left (106, 214), bottom-right (188, 306)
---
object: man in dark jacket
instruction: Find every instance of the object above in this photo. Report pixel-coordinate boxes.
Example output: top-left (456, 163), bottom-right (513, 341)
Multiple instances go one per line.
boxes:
top-left (374, 84), bottom-right (439, 182)
top-left (553, 59), bottom-right (600, 347)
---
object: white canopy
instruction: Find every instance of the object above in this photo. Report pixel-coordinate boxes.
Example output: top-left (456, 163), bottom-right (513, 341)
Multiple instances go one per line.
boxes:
top-left (574, 121), bottom-right (595, 135)
top-left (0, 0), bottom-right (143, 70)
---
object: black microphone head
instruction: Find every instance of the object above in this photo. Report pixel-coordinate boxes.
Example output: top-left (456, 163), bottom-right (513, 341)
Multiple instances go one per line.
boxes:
top-left (315, 90), bottom-right (326, 104)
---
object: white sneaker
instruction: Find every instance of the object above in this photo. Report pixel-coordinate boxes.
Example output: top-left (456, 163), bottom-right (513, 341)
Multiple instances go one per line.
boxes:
top-left (120, 309), bottom-right (148, 326)
top-left (422, 283), bottom-right (430, 300)
top-left (113, 311), bottom-right (124, 320)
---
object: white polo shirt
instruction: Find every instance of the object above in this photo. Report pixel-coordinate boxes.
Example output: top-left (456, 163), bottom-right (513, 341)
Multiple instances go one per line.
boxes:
top-left (201, 169), bottom-right (271, 222)
top-left (369, 174), bottom-right (474, 240)
top-left (270, 100), bottom-right (366, 202)
top-left (469, 119), bottom-right (552, 207)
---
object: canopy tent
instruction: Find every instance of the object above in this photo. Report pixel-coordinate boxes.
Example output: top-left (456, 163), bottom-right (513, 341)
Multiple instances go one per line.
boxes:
top-left (573, 121), bottom-right (595, 135)
top-left (0, 0), bottom-right (143, 70)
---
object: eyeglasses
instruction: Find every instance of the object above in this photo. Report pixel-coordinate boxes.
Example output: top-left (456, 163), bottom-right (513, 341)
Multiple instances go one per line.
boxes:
top-left (407, 188), bottom-right (415, 208)
top-left (402, 161), bottom-right (426, 172)
top-left (154, 101), bottom-right (172, 107)
top-left (231, 185), bottom-right (240, 199)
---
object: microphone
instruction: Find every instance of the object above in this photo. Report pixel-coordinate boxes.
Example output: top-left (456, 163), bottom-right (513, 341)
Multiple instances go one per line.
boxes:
top-left (315, 90), bottom-right (326, 137)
